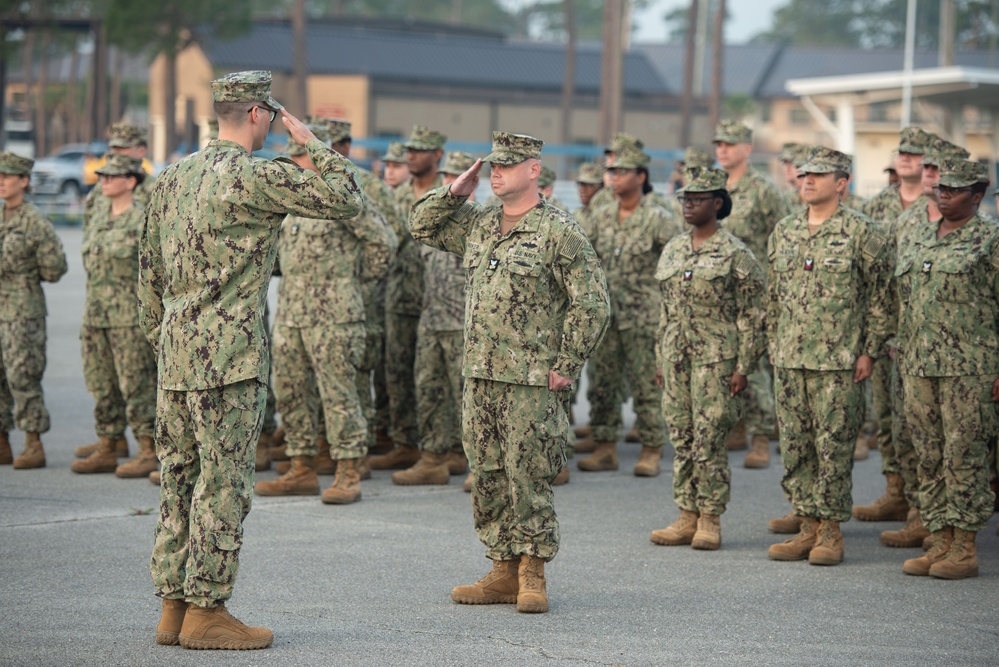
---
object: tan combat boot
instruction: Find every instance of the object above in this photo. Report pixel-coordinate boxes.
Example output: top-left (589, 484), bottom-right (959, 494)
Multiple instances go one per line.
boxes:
top-left (768, 511), bottom-right (802, 534)
top-left (929, 528), bottom-right (979, 580)
top-left (74, 436), bottom-right (128, 459)
top-left (808, 520), bottom-right (844, 566)
top-left (691, 514), bottom-right (722, 550)
top-left (255, 456), bottom-right (320, 496)
top-left (156, 598), bottom-right (189, 646)
top-left (0, 431), bottom-right (12, 465)
top-left (852, 472), bottom-right (908, 521)
top-left (254, 432), bottom-right (272, 472)
top-left (624, 425), bottom-right (641, 443)
top-left (573, 433), bottom-right (598, 453)
top-left (463, 472), bottom-right (473, 492)
top-left (744, 435), bottom-right (771, 469)
top-left (650, 509), bottom-right (699, 546)
top-left (880, 508), bottom-right (930, 548)
top-left (13, 432), bottom-right (45, 469)
top-left (633, 445), bottom-right (662, 477)
top-left (517, 555), bottom-right (548, 613)
top-left (768, 517), bottom-right (819, 561)
top-left (903, 527), bottom-right (953, 576)
top-left (450, 559), bottom-right (519, 604)
top-left (577, 441), bottom-right (618, 471)
top-left (369, 427), bottom-right (394, 456)
top-left (572, 423), bottom-right (592, 439)
top-left (725, 421), bottom-right (747, 451)
top-left (70, 436), bottom-right (118, 474)
top-left (116, 436), bottom-right (159, 478)
top-left (314, 437), bottom-right (336, 475)
top-left (367, 444), bottom-right (420, 470)
top-left (149, 470), bottom-right (161, 486)
top-left (178, 603), bottom-right (273, 650)
top-left (446, 449), bottom-right (468, 475)
top-left (552, 467), bottom-right (570, 486)
top-left (321, 458), bottom-right (362, 504)
top-left (853, 433), bottom-right (870, 461)
top-left (391, 451), bottom-right (449, 485)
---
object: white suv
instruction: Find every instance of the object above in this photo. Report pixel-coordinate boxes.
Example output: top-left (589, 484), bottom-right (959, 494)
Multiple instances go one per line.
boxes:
top-left (30, 141), bottom-right (107, 200)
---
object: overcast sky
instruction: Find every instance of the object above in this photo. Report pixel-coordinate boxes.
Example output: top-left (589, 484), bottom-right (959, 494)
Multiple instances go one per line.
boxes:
top-left (631, 0), bottom-right (788, 44)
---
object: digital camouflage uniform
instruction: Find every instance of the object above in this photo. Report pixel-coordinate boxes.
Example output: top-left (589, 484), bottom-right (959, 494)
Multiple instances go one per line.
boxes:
top-left (81, 154), bottom-right (156, 441)
top-left (656, 168), bottom-right (765, 515)
top-left (84, 123), bottom-right (157, 218)
top-left (387, 126), bottom-right (444, 448)
top-left (272, 127), bottom-right (394, 462)
top-left (587, 147), bottom-right (680, 449)
top-left (0, 155), bottom-right (67, 435)
top-left (409, 132), bottom-right (610, 561)
top-left (572, 161), bottom-right (605, 240)
top-left (715, 122), bottom-right (792, 441)
top-left (139, 71), bottom-right (362, 606)
top-left (767, 149), bottom-right (892, 522)
top-left (894, 159), bottom-right (998, 533)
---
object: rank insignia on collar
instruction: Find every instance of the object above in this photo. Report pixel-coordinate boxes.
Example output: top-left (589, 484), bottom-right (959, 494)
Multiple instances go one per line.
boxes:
top-left (683, 269), bottom-right (693, 281)
top-left (922, 261), bottom-right (932, 272)
top-left (804, 258), bottom-right (814, 271)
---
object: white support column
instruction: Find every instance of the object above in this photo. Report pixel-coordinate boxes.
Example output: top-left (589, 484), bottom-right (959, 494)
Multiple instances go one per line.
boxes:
top-left (837, 99), bottom-right (855, 156)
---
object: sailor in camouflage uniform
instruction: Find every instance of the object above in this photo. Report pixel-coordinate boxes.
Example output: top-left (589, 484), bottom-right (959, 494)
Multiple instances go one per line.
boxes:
top-left (877, 136), bottom-right (970, 549)
top-left (577, 146), bottom-right (680, 477)
top-left (71, 153), bottom-right (158, 478)
top-left (895, 159), bottom-right (998, 580)
top-left (411, 131), bottom-right (609, 614)
top-left (0, 152), bottom-right (67, 469)
top-left (393, 151), bottom-right (478, 487)
top-left (573, 161), bottom-right (605, 240)
top-left (766, 148), bottom-right (891, 567)
top-left (84, 123), bottom-right (157, 217)
top-left (713, 120), bottom-right (791, 468)
top-left (370, 126), bottom-right (445, 471)
top-left (380, 141), bottom-right (410, 189)
top-left (139, 71), bottom-right (362, 649)
top-left (650, 167), bottom-right (764, 551)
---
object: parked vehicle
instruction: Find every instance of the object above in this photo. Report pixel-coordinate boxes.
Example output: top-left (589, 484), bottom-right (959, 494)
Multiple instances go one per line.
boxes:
top-left (4, 120), bottom-right (35, 159)
top-left (30, 141), bottom-right (107, 199)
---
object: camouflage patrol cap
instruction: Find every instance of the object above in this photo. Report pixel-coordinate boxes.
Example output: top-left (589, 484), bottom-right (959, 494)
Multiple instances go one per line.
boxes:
top-left (937, 158), bottom-right (989, 187)
top-left (897, 126), bottom-right (934, 154)
top-left (576, 161), bottom-right (605, 185)
top-left (107, 123), bottom-right (147, 148)
top-left (678, 166), bottom-right (727, 194)
top-left (404, 125), bottom-right (446, 151)
top-left (921, 136), bottom-right (970, 168)
top-left (210, 70), bottom-right (283, 110)
top-left (794, 144), bottom-right (820, 169)
top-left (438, 151), bottom-right (476, 176)
top-left (538, 166), bottom-right (557, 188)
top-left (482, 131), bottom-right (543, 165)
top-left (607, 147), bottom-right (651, 170)
top-left (679, 147), bottom-right (713, 169)
top-left (798, 146), bottom-right (853, 175)
top-left (95, 152), bottom-right (144, 177)
top-left (285, 123), bottom-right (330, 156)
top-left (779, 142), bottom-right (803, 163)
top-left (324, 119), bottom-right (352, 144)
top-left (380, 141), bottom-right (407, 163)
top-left (206, 118), bottom-right (219, 141)
top-left (0, 151), bottom-right (33, 175)
top-left (713, 120), bottom-right (752, 144)
top-left (605, 132), bottom-right (644, 155)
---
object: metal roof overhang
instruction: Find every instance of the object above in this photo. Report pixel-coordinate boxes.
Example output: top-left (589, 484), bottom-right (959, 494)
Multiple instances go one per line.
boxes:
top-left (786, 66), bottom-right (999, 107)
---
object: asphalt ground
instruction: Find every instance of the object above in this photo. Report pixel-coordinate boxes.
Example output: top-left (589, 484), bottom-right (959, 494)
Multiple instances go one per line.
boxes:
top-left (1, 226), bottom-right (997, 667)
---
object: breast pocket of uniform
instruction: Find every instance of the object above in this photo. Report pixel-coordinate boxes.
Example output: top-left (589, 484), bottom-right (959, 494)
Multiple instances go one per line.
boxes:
top-left (1, 229), bottom-right (31, 273)
top-left (770, 254), bottom-right (795, 299)
top-left (689, 262), bottom-right (730, 310)
top-left (931, 253), bottom-right (977, 304)
top-left (893, 256), bottom-right (914, 303)
top-left (109, 230), bottom-right (139, 281)
top-left (507, 253), bottom-right (544, 283)
top-left (817, 256), bottom-right (852, 301)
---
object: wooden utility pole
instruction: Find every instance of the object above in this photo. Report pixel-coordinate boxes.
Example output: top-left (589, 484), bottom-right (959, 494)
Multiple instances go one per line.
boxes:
top-left (709, 0), bottom-right (725, 129)
top-left (293, 0), bottom-right (308, 117)
top-left (559, 0), bottom-right (576, 177)
top-left (679, 0), bottom-right (699, 147)
top-left (598, 0), bottom-right (624, 146)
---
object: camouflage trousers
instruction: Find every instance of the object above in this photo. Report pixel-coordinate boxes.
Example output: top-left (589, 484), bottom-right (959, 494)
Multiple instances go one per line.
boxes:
top-left (415, 326), bottom-right (463, 455)
top-left (0, 318), bottom-right (50, 433)
top-left (870, 355), bottom-right (892, 452)
top-left (774, 367), bottom-right (862, 522)
top-left (889, 357), bottom-right (919, 505)
top-left (273, 322), bottom-right (367, 460)
top-left (464, 377), bottom-right (568, 562)
top-left (588, 326), bottom-right (666, 447)
top-left (80, 325), bottom-right (156, 439)
top-left (262, 303), bottom-right (277, 435)
top-left (902, 374), bottom-right (998, 533)
top-left (664, 357), bottom-right (745, 516)
top-left (385, 311), bottom-right (419, 447)
top-left (355, 321), bottom-right (384, 450)
top-left (150, 378), bottom-right (265, 606)
top-left (743, 356), bottom-right (775, 438)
